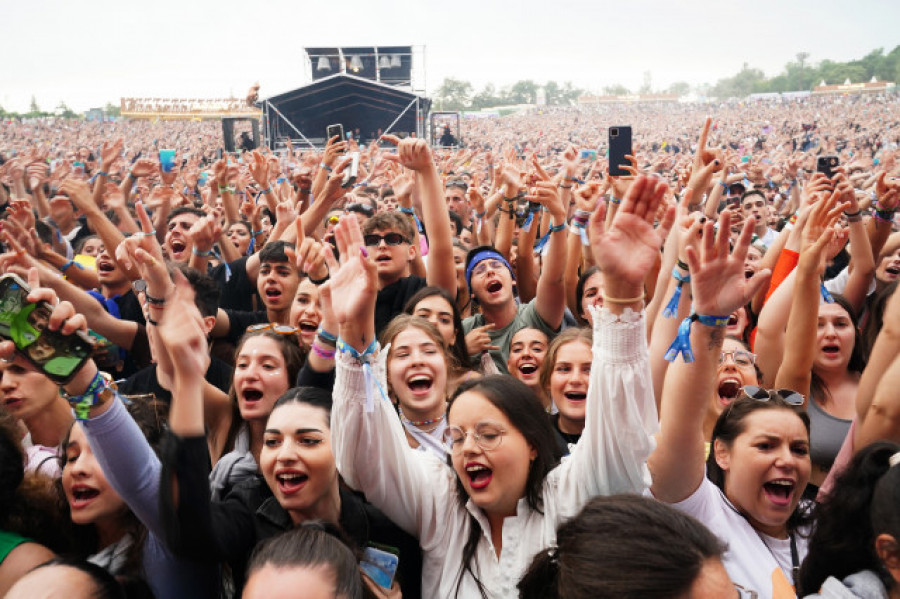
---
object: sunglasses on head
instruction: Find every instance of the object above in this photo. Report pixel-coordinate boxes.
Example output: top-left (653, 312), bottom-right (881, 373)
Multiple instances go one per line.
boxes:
top-left (363, 232), bottom-right (408, 247)
top-left (246, 323), bottom-right (301, 340)
top-left (741, 385), bottom-right (804, 406)
top-left (345, 203), bottom-right (374, 218)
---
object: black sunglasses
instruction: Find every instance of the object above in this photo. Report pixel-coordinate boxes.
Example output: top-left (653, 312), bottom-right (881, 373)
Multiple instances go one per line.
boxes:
top-left (742, 385), bottom-right (804, 406)
top-left (363, 232), bottom-right (409, 247)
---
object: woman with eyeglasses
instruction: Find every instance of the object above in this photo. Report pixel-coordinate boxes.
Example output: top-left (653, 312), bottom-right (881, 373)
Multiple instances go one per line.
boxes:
top-left (705, 337), bottom-right (762, 441)
top-left (649, 205), bottom-right (841, 599)
top-left (329, 175), bottom-right (671, 596)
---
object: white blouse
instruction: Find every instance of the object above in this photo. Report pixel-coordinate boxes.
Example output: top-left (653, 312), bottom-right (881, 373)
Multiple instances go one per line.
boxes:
top-left (332, 307), bottom-right (659, 598)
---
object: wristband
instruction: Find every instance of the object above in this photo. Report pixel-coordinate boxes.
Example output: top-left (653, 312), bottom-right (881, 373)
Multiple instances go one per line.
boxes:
top-left (820, 282), bottom-right (835, 304)
top-left (60, 370), bottom-right (113, 421)
top-left (664, 313), bottom-right (730, 363)
top-left (474, 210), bottom-right (487, 219)
top-left (316, 327), bottom-right (338, 345)
top-left (144, 292), bottom-right (166, 306)
top-left (676, 259), bottom-right (689, 272)
top-left (310, 340), bottom-right (336, 360)
top-left (96, 171), bottom-right (109, 178)
top-left (609, 196), bottom-right (622, 205)
top-left (61, 260), bottom-right (85, 274)
top-left (564, 175), bottom-right (583, 184)
top-left (218, 185), bottom-right (235, 193)
top-left (192, 248), bottom-right (215, 257)
top-left (602, 293), bottom-right (645, 304)
top-left (308, 273), bottom-right (329, 285)
top-left (298, 187), bottom-right (311, 193)
top-left (844, 210), bottom-right (862, 223)
top-left (259, 187), bottom-right (271, 195)
top-left (663, 267), bottom-right (692, 318)
top-left (548, 222), bottom-right (567, 234)
top-left (251, 229), bottom-right (264, 236)
top-left (558, 184), bottom-right (573, 189)
top-left (320, 163), bottom-right (333, 172)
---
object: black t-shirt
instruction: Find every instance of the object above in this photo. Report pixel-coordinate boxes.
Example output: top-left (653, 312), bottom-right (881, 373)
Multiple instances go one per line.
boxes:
top-left (114, 289), bottom-right (146, 326)
top-left (375, 276), bottom-right (427, 336)
top-left (224, 309), bottom-right (269, 344)
top-left (117, 355), bottom-right (234, 403)
top-left (210, 256), bottom-right (260, 312)
top-left (551, 414), bottom-right (581, 456)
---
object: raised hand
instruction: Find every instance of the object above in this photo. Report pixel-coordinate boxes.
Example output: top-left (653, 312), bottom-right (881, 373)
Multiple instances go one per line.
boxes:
top-left (322, 214), bottom-right (377, 328)
top-left (686, 117), bottom-right (723, 196)
top-left (249, 150), bottom-right (270, 188)
top-left (155, 270), bottom-right (210, 378)
top-left (588, 174), bottom-right (675, 297)
top-left (100, 138), bottom-right (124, 173)
top-left (382, 135), bottom-right (434, 172)
top-left (524, 181), bottom-right (565, 221)
top-left (685, 212), bottom-right (771, 317)
top-left (130, 158), bottom-right (158, 180)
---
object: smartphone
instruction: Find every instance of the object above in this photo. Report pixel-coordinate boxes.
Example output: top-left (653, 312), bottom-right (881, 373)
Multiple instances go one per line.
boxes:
top-left (159, 149), bottom-right (176, 173)
top-left (817, 155), bottom-right (839, 179)
top-left (360, 545), bottom-right (399, 590)
top-left (326, 124), bottom-right (345, 151)
top-left (608, 126), bottom-right (633, 177)
top-left (73, 161), bottom-right (85, 176)
top-left (342, 151), bottom-right (360, 188)
top-left (0, 274), bottom-right (93, 384)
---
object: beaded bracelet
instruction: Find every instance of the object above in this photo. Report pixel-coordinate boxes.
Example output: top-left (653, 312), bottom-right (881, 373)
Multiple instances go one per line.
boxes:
top-left (192, 248), bottom-right (215, 257)
top-left (311, 340), bottom-right (336, 360)
top-left (320, 163), bottom-right (333, 172)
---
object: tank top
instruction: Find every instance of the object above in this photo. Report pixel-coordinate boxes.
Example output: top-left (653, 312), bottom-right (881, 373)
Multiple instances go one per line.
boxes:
top-left (808, 397), bottom-right (852, 471)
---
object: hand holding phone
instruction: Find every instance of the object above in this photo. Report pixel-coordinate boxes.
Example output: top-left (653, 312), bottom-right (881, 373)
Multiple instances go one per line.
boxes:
top-left (0, 273), bottom-right (93, 384)
top-left (608, 126), bottom-right (633, 177)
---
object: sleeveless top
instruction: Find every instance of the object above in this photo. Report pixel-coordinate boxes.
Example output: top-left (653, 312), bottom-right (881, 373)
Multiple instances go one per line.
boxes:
top-left (0, 529), bottom-right (29, 564)
top-left (808, 398), bottom-right (852, 471)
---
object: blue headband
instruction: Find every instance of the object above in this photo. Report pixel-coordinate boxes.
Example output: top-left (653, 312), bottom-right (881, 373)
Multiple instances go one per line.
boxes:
top-left (465, 249), bottom-right (514, 290)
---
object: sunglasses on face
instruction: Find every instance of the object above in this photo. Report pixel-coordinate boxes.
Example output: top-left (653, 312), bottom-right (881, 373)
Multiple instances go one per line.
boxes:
top-left (363, 232), bottom-right (408, 247)
top-left (742, 385), bottom-right (804, 406)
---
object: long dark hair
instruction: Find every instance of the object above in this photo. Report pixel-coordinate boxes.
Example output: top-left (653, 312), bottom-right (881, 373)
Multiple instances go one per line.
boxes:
top-left (799, 441), bottom-right (900, 595)
top-left (518, 495), bottom-right (725, 599)
top-left (705, 394), bottom-right (813, 534)
top-left (223, 330), bottom-right (306, 455)
top-left (810, 294), bottom-right (865, 406)
top-left (448, 375), bottom-right (563, 598)
top-left (574, 266), bottom-right (601, 324)
top-left (404, 286), bottom-right (471, 370)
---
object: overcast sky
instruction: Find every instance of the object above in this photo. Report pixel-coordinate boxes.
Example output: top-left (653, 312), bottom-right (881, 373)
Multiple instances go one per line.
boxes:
top-left (2, 0), bottom-right (898, 113)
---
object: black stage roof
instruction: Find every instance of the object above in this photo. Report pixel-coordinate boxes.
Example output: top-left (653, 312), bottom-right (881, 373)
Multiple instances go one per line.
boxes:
top-left (263, 74), bottom-right (429, 144)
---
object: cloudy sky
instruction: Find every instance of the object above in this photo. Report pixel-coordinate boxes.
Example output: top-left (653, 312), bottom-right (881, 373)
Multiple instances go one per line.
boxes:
top-left (2, 0), bottom-right (898, 113)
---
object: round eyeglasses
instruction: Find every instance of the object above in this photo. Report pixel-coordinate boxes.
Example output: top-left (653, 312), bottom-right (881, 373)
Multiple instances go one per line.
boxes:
top-left (443, 422), bottom-right (506, 455)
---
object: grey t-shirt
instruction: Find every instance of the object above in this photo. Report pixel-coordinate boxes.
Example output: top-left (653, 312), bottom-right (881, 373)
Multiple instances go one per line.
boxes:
top-left (462, 300), bottom-right (560, 374)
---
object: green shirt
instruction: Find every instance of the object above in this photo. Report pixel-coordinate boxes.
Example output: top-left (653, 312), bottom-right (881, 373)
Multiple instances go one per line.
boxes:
top-left (462, 300), bottom-right (560, 374)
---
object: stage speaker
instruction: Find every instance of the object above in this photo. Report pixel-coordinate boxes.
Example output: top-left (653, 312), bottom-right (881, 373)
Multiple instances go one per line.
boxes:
top-left (222, 118), bottom-right (260, 153)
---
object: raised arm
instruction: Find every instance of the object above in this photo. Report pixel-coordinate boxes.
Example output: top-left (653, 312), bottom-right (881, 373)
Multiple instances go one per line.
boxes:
top-left (555, 175), bottom-right (675, 503)
top-left (383, 135), bottom-right (456, 297)
top-left (775, 191), bottom-right (845, 397)
top-left (649, 212), bottom-right (771, 503)
top-left (856, 283), bottom-right (900, 448)
top-left (327, 214), bottom-right (455, 540)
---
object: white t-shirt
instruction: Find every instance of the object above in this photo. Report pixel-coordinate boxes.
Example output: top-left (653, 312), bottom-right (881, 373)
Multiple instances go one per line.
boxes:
top-left (670, 478), bottom-right (808, 599)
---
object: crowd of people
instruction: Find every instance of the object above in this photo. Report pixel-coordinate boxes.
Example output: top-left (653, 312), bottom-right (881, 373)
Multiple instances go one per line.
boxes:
top-left (1, 91), bottom-right (900, 598)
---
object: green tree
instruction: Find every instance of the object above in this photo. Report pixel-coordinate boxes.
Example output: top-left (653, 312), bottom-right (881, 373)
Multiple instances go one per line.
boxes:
top-left (27, 95), bottom-right (44, 117)
top-left (603, 84), bottom-right (631, 95)
top-left (507, 80), bottom-right (538, 104)
top-left (56, 101), bottom-right (78, 119)
top-left (666, 81), bottom-right (691, 97)
top-left (470, 84), bottom-right (502, 110)
top-left (435, 78), bottom-right (473, 111)
top-left (104, 101), bottom-right (121, 117)
top-left (710, 63), bottom-right (766, 98)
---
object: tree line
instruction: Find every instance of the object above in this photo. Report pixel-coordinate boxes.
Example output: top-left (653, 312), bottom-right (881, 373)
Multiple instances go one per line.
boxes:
top-left (435, 44), bottom-right (900, 109)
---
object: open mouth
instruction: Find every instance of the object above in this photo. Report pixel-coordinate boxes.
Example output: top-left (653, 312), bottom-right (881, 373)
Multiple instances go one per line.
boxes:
top-left (564, 391), bottom-right (587, 402)
top-left (886, 266), bottom-right (900, 277)
top-left (821, 345), bottom-right (840, 357)
top-left (70, 486), bottom-right (100, 508)
top-left (97, 261), bottom-right (115, 273)
top-left (744, 268), bottom-right (754, 279)
top-left (717, 378), bottom-right (742, 406)
top-left (763, 479), bottom-right (794, 506)
top-left (376, 255), bottom-right (392, 263)
top-left (298, 321), bottom-right (317, 334)
top-left (727, 314), bottom-right (739, 327)
top-left (518, 363), bottom-right (538, 376)
top-left (407, 375), bottom-right (433, 394)
top-left (265, 288), bottom-right (283, 301)
top-left (242, 389), bottom-right (264, 404)
top-left (486, 281), bottom-right (502, 293)
top-left (276, 472), bottom-right (309, 494)
top-left (170, 240), bottom-right (186, 255)
top-left (466, 464), bottom-right (493, 490)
